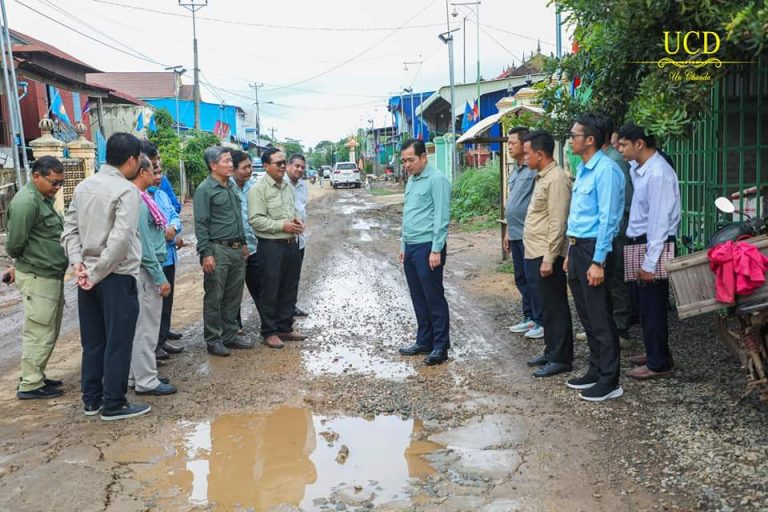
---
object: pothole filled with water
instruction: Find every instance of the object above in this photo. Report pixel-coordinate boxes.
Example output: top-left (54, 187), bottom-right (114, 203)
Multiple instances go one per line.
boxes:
top-left (105, 406), bottom-right (442, 511)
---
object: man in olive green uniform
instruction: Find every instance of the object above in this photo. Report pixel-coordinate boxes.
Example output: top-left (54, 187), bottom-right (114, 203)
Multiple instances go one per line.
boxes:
top-left (5, 156), bottom-right (68, 399)
top-left (194, 146), bottom-right (253, 357)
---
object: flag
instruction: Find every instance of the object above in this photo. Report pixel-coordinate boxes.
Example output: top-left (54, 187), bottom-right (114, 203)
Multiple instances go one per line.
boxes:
top-left (148, 111), bottom-right (157, 132)
top-left (472, 98), bottom-right (480, 122)
top-left (461, 101), bottom-right (474, 132)
top-left (82, 99), bottom-right (92, 116)
top-left (49, 87), bottom-right (72, 126)
top-left (136, 111), bottom-right (145, 131)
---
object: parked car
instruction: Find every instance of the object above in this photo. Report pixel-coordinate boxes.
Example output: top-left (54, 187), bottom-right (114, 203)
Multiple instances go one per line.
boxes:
top-left (321, 165), bottom-right (332, 179)
top-left (331, 162), bottom-right (362, 189)
top-left (250, 163), bottom-right (266, 184)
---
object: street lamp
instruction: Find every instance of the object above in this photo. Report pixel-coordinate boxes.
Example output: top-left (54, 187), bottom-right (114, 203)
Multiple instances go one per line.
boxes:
top-left (439, 27), bottom-right (460, 182)
top-left (165, 65), bottom-right (187, 199)
top-left (452, 1), bottom-right (481, 117)
top-left (450, 8), bottom-right (468, 83)
top-left (178, 0), bottom-right (207, 130)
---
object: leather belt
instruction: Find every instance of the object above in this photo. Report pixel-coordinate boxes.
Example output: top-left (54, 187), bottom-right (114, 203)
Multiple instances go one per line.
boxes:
top-left (569, 237), bottom-right (596, 246)
top-left (212, 240), bottom-right (244, 249)
top-left (257, 237), bottom-right (297, 244)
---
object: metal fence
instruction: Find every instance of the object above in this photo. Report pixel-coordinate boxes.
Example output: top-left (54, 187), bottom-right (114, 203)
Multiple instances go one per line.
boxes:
top-left (668, 58), bottom-right (768, 252)
top-left (61, 158), bottom-right (85, 211)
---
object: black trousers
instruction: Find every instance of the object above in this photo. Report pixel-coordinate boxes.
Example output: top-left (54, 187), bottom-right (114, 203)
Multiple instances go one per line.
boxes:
top-left (403, 242), bottom-right (450, 353)
top-left (157, 264), bottom-right (175, 348)
top-left (78, 273), bottom-right (139, 410)
top-left (256, 238), bottom-right (301, 336)
top-left (568, 240), bottom-right (620, 386)
top-left (528, 255), bottom-right (573, 364)
top-left (632, 280), bottom-right (673, 371)
top-left (610, 235), bottom-right (634, 332)
top-left (294, 247), bottom-right (305, 310)
top-left (237, 252), bottom-right (261, 330)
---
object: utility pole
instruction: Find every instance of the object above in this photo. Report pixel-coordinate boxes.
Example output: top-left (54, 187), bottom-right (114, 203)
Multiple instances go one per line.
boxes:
top-left (452, 1), bottom-right (481, 116)
top-left (178, 0), bottom-right (207, 130)
top-left (165, 65), bottom-right (187, 198)
top-left (0, 0), bottom-right (29, 184)
top-left (270, 126), bottom-right (277, 143)
top-left (439, 27), bottom-right (459, 182)
top-left (248, 82), bottom-right (262, 152)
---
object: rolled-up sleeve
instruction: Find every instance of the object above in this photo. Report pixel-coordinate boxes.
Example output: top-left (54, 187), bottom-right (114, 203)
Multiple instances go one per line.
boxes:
top-left (430, 175), bottom-right (451, 252)
top-left (88, 188), bottom-right (140, 285)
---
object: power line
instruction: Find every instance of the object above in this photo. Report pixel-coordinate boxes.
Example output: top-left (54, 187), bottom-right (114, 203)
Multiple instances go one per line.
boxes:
top-left (92, 0), bottom-right (444, 32)
top-left (15, 0), bottom-right (170, 68)
top-left (482, 23), bottom-right (556, 48)
top-left (263, 0), bottom-right (439, 92)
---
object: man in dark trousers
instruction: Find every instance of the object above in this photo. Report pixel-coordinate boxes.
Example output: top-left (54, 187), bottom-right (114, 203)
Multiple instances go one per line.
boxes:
top-left (62, 132), bottom-right (150, 420)
top-left (248, 147), bottom-right (307, 349)
top-left (396, 139), bottom-right (452, 365)
top-left (564, 114), bottom-right (626, 402)
top-left (194, 146), bottom-right (253, 357)
top-left (520, 131), bottom-right (574, 378)
top-left (618, 122), bottom-right (680, 380)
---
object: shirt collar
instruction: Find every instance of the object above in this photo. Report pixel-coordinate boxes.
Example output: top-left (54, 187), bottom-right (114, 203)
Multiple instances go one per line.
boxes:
top-left (413, 164), bottom-right (433, 180)
top-left (208, 175), bottom-right (230, 189)
top-left (265, 173), bottom-right (286, 189)
top-left (583, 149), bottom-right (605, 171)
top-left (633, 150), bottom-right (661, 177)
top-left (537, 160), bottom-right (558, 178)
top-left (230, 177), bottom-right (251, 192)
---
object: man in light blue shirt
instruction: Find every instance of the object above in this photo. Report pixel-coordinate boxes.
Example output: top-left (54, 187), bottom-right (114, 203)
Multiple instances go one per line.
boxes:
top-left (564, 113), bottom-right (625, 402)
top-left (397, 139), bottom-right (451, 366)
top-left (231, 150), bottom-right (260, 326)
top-left (286, 153), bottom-right (309, 317)
top-left (160, 175), bottom-right (181, 214)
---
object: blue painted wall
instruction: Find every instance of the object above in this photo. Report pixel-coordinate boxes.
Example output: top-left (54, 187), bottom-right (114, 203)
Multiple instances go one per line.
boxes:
top-left (145, 98), bottom-right (240, 136)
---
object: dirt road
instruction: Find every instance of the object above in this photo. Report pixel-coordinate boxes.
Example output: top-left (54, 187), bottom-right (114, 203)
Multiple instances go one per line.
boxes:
top-left (0, 185), bottom-right (717, 511)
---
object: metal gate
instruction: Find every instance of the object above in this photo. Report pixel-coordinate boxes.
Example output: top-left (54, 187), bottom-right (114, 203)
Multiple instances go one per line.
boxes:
top-left (668, 58), bottom-right (768, 252)
top-left (61, 158), bottom-right (85, 211)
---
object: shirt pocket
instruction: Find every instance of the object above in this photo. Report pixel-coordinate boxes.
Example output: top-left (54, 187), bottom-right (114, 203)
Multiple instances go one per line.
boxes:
top-left (19, 275), bottom-right (62, 326)
top-left (42, 213), bottom-right (63, 231)
top-left (266, 197), bottom-right (284, 217)
top-left (212, 193), bottom-right (229, 208)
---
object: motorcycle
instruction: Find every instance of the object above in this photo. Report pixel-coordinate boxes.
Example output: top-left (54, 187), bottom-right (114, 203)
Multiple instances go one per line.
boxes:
top-left (707, 197), bottom-right (768, 401)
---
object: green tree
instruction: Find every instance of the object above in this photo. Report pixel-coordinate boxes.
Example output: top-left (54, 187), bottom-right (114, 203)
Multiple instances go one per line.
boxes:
top-left (147, 108), bottom-right (182, 188)
top-left (183, 130), bottom-right (222, 191)
top-left (547, 0), bottom-right (767, 143)
top-left (279, 137), bottom-right (304, 157)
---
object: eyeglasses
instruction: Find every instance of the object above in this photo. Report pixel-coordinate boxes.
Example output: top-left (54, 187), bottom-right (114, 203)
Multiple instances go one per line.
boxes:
top-left (42, 176), bottom-right (65, 187)
top-left (270, 160), bottom-right (287, 167)
top-left (569, 132), bottom-right (587, 139)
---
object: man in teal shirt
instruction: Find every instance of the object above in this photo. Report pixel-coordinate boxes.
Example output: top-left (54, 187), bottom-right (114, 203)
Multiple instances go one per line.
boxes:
top-left (397, 139), bottom-right (452, 365)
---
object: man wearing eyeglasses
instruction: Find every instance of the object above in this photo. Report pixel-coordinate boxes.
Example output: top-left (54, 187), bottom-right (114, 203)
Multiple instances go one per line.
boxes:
top-left (194, 146), bottom-right (252, 357)
top-left (248, 148), bottom-right (307, 349)
top-left (564, 113), bottom-right (626, 402)
top-left (5, 156), bottom-right (68, 400)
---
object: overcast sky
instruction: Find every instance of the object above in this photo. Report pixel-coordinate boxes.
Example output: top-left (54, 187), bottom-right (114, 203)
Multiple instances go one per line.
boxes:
top-left (9, 0), bottom-right (563, 148)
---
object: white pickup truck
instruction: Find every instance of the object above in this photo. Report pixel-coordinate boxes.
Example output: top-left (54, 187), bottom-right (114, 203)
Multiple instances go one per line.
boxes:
top-left (331, 162), bottom-right (362, 189)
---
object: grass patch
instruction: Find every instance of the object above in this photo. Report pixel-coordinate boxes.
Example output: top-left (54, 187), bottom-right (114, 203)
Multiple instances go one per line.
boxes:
top-left (455, 216), bottom-right (499, 232)
top-left (497, 260), bottom-right (516, 274)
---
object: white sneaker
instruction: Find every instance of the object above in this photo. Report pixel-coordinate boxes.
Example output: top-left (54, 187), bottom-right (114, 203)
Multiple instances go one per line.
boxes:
top-left (509, 318), bottom-right (535, 333)
top-left (575, 331), bottom-right (587, 342)
top-left (524, 325), bottom-right (544, 339)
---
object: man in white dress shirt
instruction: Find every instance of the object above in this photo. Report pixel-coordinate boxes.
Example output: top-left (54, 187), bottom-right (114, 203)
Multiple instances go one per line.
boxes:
top-left (617, 122), bottom-right (681, 380)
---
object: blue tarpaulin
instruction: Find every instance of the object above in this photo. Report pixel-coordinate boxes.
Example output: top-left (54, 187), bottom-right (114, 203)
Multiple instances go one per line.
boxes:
top-left (388, 91), bottom-right (434, 141)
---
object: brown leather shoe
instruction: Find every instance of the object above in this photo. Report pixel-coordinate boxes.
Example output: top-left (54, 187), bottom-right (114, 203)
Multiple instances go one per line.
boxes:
top-left (627, 353), bottom-right (648, 365)
top-left (276, 331), bottom-right (308, 341)
top-left (626, 365), bottom-right (674, 380)
top-left (262, 335), bottom-right (285, 349)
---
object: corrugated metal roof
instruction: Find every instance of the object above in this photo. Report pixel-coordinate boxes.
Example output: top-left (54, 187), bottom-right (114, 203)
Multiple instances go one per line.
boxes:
top-left (85, 72), bottom-right (181, 99)
top-left (9, 28), bottom-right (100, 72)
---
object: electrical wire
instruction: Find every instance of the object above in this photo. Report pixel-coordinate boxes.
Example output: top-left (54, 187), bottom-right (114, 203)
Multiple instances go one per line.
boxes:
top-left (92, 0), bottom-right (444, 32)
top-left (482, 23), bottom-right (556, 48)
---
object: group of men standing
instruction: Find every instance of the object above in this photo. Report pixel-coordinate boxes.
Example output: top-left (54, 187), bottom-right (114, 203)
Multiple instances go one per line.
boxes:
top-left (4, 132), bottom-right (311, 421)
top-left (504, 114), bottom-right (680, 402)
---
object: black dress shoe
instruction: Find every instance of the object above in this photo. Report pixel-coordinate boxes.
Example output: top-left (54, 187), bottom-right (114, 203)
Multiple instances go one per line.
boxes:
top-left (17, 384), bottom-right (63, 400)
top-left (224, 338), bottom-right (255, 349)
top-left (155, 348), bottom-right (170, 361)
top-left (161, 341), bottom-right (184, 354)
top-left (399, 344), bottom-right (432, 356)
top-left (533, 362), bottom-right (573, 378)
top-left (44, 377), bottom-right (63, 387)
top-left (424, 350), bottom-right (448, 366)
top-left (526, 354), bottom-right (549, 367)
top-left (207, 341), bottom-right (231, 357)
top-left (294, 307), bottom-right (309, 317)
top-left (167, 331), bottom-right (183, 340)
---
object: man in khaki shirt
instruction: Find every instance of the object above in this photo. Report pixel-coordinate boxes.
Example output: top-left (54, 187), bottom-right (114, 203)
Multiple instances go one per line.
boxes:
top-left (521, 130), bottom-right (574, 378)
top-left (248, 148), bottom-right (307, 348)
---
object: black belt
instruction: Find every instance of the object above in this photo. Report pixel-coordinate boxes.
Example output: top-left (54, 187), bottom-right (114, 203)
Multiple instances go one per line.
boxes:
top-left (568, 237), bottom-right (596, 246)
top-left (212, 239), bottom-right (245, 249)
top-left (257, 237), bottom-right (297, 244)
top-left (626, 234), bottom-right (676, 244)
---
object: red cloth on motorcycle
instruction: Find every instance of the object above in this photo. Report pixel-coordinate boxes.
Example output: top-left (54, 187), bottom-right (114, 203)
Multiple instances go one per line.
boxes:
top-left (707, 240), bottom-right (768, 304)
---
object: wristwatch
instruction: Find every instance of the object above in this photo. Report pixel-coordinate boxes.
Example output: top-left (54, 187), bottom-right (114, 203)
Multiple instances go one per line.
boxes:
top-left (591, 260), bottom-right (606, 268)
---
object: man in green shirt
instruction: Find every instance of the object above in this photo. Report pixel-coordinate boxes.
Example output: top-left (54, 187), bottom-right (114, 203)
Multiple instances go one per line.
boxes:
top-left (5, 156), bottom-right (68, 399)
top-left (248, 147), bottom-right (307, 349)
top-left (127, 155), bottom-right (176, 395)
top-left (194, 146), bottom-right (252, 357)
top-left (396, 139), bottom-right (452, 365)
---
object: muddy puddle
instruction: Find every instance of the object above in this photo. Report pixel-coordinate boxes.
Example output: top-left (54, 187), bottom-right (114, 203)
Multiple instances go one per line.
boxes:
top-left (106, 406), bottom-right (442, 511)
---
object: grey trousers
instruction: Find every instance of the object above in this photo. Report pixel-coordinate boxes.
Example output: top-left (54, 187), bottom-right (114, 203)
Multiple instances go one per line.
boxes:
top-left (129, 269), bottom-right (163, 392)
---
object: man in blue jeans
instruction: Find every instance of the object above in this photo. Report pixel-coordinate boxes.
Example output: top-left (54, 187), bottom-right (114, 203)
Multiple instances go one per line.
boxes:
top-left (396, 139), bottom-right (452, 365)
top-left (503, 127), bottom-right (544, 340)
